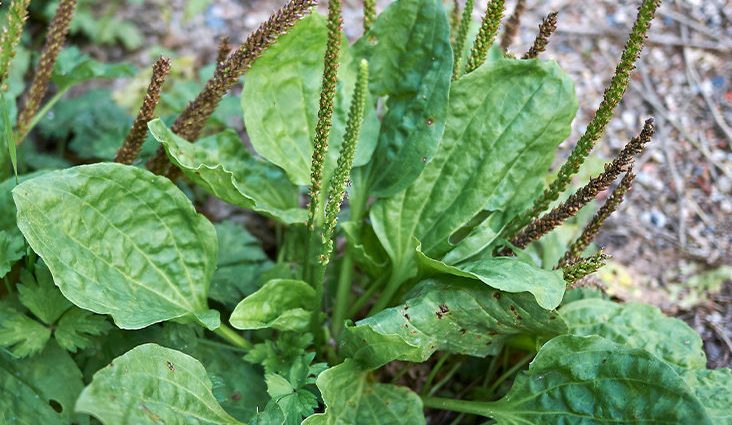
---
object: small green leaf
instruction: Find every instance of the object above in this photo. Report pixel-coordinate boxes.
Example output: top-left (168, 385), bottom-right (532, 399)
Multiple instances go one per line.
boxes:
top-left (13, 163), bottom-right (220, 330)
top-left (371, 56), bottom-right (577, 280)
top-left (353, 0), bottom-right (453, 196)
top-left (0, 302), bottom-right (51, 358)
top-left (230, 279), bottom-right (315, 332)
top-left (0, 341), bottom-right (84, 424)
top-left (54, 308), bottom-right (112, 353)
top-left (17, 262), bottom-right (72, 325)
top-left (261, 373), bottom-right (319, 425)
top-left (0, 229), bottom-right (24, 278)
top-left (210, 221), bottom-right (273, 308)
top-left (560, 298), bottom-right (707, 370)
top-left (241, 14), bottom-right (378, 186)
top-left (52, 47), bottom-right (135, 90)
top-left (76, 343), bottom-right (241, 425)
top-left (683, 368), bottom-right (732, 424)
top-left (342, 277), bottom-right (567, 369)
top-left (417, 248), bottom-right (566, 310)
top-left (484, 335), bottom-right (710, 424)
top-left (303, 360), bottom-right (425, 425)
top-left (150, 120), bottom-right (306, 224)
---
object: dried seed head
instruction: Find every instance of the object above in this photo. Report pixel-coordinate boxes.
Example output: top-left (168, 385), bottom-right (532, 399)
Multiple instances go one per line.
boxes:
top-left (115, 57), bottom-right (171, 165)
top-left (500, 0), bottom-right (526, 51)
top-left (562, 250), bottom-right (609, 285)
top-left (147, 0), bottom-right (318, 175)
top-left (508, 119), bottom-right (654, 251)
top-left (465, 0), bottom-right (505, 74)
top-left (522, 10), bottom-right (558, 59)
top-left (215, 36), bottom-right (232, 66)
top-left (16, 0), bottom-right (77, 140)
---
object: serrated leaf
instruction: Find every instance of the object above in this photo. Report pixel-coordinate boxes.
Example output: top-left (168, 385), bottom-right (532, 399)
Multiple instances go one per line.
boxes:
top-left (302, 360), bottom-right (425, 425)
top-left (354, 0), bottom-right (453, 196)
top-left (560, 298), bottom-right (707, 370)
top-left (262, 373), bottom-right (319, 425)
top-left (54, 308), bottom-right (112, 353)
top-left (371, 56), bottom-right (577, 283)
top-left (52, 47), bottom-right (135, 90)
top-left (13, 163), bottom-right (221, 330)
top-left (17, 262), bottom-right (72, 325)
top-left (482, 335), bottom-right (710, 424)
top-left (230, 279), bottom-right (314, 332)
top-left (0, 229), bottom-right (24, 278)
top-left (150, 120), bottom-right (306, 224)
top-left (342, 277), bottom-right (567, 369)
top-left (417, 247), bottom-right (566, 310)
top-left (0, 341), bottom-right (84, 424)
top-left (241, 13), bottom-right (378, 186)
top-left (0, 302), bottom-right (51, 358)
top-left (76, 343), bottom-right (241, 425)
top-left (683, 368), bottom-right (732, 424)
top-left (210, 221), bottom-right (273, 308)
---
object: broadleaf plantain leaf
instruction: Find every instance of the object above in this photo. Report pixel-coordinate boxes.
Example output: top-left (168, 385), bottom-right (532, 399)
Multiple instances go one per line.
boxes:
top-left (682, 368), bottom-right (732, 424)
top-left (13, 163), bottom-right (220, 330)
top-left (302, 359), bottom-right (424, 425)
top-left (560, 298), bottom-right (707, 370)
top-left (354, 0), bottom-right (453, 197)
top-left (371, 56), bottom-right (577, 283)
top-left (342, 277), bottom-right (567, 369)
top-left (150, 120), bottom-right (305, 224)
top-left (76, 343), bottom-right (241, 424)
top-left (230, 279), bottom-right (315, 332)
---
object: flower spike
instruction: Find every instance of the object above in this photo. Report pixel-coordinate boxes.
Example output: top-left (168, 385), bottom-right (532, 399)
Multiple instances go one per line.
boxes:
top-left (500, 0), bottom-right (526, 51)
top-left (363, 0), bottom-right (376, 32)
top-left (452, 0), bottom-right (475, 79)
top-left (522, 11), bottom-right (558, 59)
top-left (0, 0), bottom-right (31, 92)
top-left (465, 0), bottom-right (505, 74)
top-left (115, 57), bottom-right (171, 165)
top-left (562, 250), bottom-right (609, 286)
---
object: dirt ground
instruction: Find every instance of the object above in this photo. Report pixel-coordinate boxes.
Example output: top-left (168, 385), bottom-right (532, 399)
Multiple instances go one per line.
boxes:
top-left (111, 0), bottom-right (732, 367)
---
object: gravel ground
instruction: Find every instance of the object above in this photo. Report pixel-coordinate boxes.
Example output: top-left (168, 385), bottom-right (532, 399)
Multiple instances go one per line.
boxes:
top-left (96, 0), bottom-right (732, 367)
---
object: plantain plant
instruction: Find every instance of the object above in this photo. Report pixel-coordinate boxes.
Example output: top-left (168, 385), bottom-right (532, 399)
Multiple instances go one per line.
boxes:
top-left (1, 0), bottom-right (730, 424)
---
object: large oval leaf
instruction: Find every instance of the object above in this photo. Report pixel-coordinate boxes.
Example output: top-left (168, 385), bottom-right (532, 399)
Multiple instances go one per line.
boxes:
top-left (13, 163), bottom-right (220, 330)
top-left (303, 360), bottom-right (425, 425)
top-left (354, 0), bottom-right (453, 196)
top-left (241, 13), bottom-right (378, 186)
top-left (150, 120), bottom-right (305, 224)
top-left (484, 335), bottom-right (710, 424)
top-left (417, 247), bottom-right (565, 310)
top-left (342, 277), bottom-right (568, 369)
top-left (371, 56), bottom-right (577, 282)
top-left (560, 298), bottom-right (707, 370)
top-left (76, 343), bottom-right (240, 424)
top-left (682, 368), bottom-right (732, 424)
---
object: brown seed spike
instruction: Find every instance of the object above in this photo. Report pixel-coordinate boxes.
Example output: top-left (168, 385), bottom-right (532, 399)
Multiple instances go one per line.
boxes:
top-left (15, 0), bottom-right (77, 141)
top-left (522, 11), bottom-right (558, 59)
top-left (558, 169), bottom-right (636, 267)
top-left (146, 0), bottom-right (318, 176)
top-left (506, 119), bottom-right (654, 252)
top-left (215, 36), bottom-right (232, 66)
top-left (115, 57), bottom-right (171, 165)
top-left (500, 0), bottom-right (526, 51)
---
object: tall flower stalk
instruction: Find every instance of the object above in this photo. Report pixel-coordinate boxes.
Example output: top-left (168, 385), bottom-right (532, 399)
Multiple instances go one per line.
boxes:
top-left (522, 11), bottom-right (558, 59)
top-left (452, 0), bottom-right (475, 79)
top-left (0, 0), bottom-right (31, 91)
top-left (464, 0), bottom-right (505, 74)
top-left (499, 0), bottom-right (525, 51)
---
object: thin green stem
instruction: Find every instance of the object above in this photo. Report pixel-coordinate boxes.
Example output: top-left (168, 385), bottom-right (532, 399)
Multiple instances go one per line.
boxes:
top-left (428, 358), bottom-right (463, 396)
top-left (15, 88), bottom-right (68, 145)
top-left (213, 324), bottom-right (253, 351)
top-left (422, 396), bottom-right (498, 418)
top-left (421, 353), bottom-right (450, 395)
top-left (368, 271), bottom-right (404, 315)
top-left (486, 353), bottom-right (532, 395)
top-left (347, 272), bottom-right (388, 317)
top-left (197, 338), bottom-right (249, 354)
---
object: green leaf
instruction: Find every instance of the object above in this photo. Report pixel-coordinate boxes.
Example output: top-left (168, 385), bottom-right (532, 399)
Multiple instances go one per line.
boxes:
top-left (683, 368), bottom-right (732, 424)
top-left (302, 360), bottom-right (425, 425)
top-left (150, 120), bottom-right (306, 224)
top-left (241, 14), bottom-right (378, 186)
top-left (353, 0), bottom-right (453, 196)
top-left (371, 56), bottom-right (577, 281)
top-left (0, 341), bottom-right (85, 424)
top-left (417, 248), bottom-right (566, 310)
top-left (0, 302), bottom-right (51, 358)
top-left (17, 262), bottom-right (72, 325)
top-left (210, 221), bottom-right (273, 308)
top-left (560, 298), bottom-right (707, 370)
top-left (54, 308), bottom-right (112, 353)
top-left (483, 335), bottom-right (710, 424)
top-left (13, 163), bottom-right (221, 330)
top-left (230, 279), bottom-right (315, 332)
top-left (0, 229), bottom-right (24, 278)
top-left (261, 373), bottom-right (319, 425)
top-left (76, 343), bottom-right (241, 425)
top-left (342, 277), bottom-right (567, 369)
top-left (191, 343), bottom-right (269, 423)
top-left (52, 47), bottom-right (135, 90)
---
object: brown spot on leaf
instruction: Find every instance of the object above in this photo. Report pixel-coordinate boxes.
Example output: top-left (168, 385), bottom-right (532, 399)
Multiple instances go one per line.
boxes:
top-left (439, 304), bottom-right (449, 313)
top-left (493, 292), bottom-right (501, 299)
top-left (404, 313), bottom-right (411, 321)
top-left (230, 391), bottom-right (242, 401)
top-left (459, 328), bottom-right (467, 335)
top-left (166, 361), bottom-right (175, 372)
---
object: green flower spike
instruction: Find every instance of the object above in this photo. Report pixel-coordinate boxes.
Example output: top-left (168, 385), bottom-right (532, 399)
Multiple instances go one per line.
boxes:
top-left (464, 0), bottom-right (505, 74)
top-left (452, 0), bottom-right (475, 79)
top-left (0, 0), bottom-right (31, 92)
